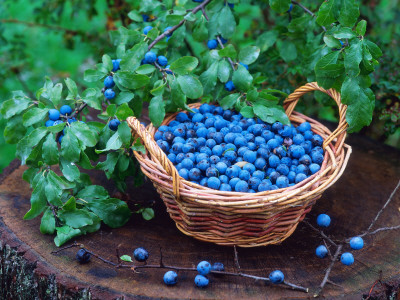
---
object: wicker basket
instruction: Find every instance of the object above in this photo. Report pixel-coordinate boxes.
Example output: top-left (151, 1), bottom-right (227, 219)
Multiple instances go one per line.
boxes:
top-left (127, 82), bottom-right (352, 247)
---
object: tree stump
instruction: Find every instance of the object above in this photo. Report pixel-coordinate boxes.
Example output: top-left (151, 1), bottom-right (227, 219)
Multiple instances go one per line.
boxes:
top-left (0, 132), bottom-right (399, 299)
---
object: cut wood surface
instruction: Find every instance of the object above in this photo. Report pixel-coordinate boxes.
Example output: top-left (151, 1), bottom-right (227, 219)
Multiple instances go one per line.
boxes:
top-left (0, 132), bottom-right (399, 299)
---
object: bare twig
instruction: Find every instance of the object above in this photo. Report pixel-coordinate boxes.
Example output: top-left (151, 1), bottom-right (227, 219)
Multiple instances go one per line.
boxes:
top-left (367, 179), bottom-right (400, 232)
top-left (69, 102), bottom-right (88, 119)
top-left (315, 244), bottom-right (343, 297)
top-left (51, 241), bottom-right (79, 254)
top-left (148, 0), bottom-right (213, 50)
top-left (304, 221), bottom-right (338, 247)
top-left (291, 1), bottom-right (327, 32)
top-left (233, 245), bottom-right (241, 272)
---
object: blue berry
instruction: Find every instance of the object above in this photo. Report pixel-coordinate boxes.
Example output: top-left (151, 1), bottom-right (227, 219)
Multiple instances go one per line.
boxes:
top-left (157, 55), bottom-right (168, 66)
top-left (112, 59), bottom-right (121, 72)
top-left (163, 271), bottom-right (178, 285)
top-left (296, 164), bottom-right (309, 175)
top-left (298, 122), bottom-right (311, 133)
top-left (225, 80), bottom-right (235, 91)
top-left (104, 89), bottom-right (116, 99)
top-left (350, 237), bottom-right (364, 250)
top-left (311, 151), bottom-right (324, 164)
top-left (60, 105), bottom-right (73, 116)
top-left (142, 14), bottom-right (150, 22)
top-left (269, 270), bottom-right (284, 284)
top-left (179, 168), bottom-right (189, 180)
top-left (45, 120), bottom-right (55, 127)
top-left (290, 145), bottom-right (305, 159)
top-left (276, 176), bottom-right (289, 188)
top-left (287, 3), bottom-right (293, 12)
top-left (243, 150), bottom-right (257, 163)
top-left (316, 245), bottom-right (328, 258)
top-left (194, 274), bottom-right (209, 287)
top-left (48, 109), bottom-right (60, 121)
top-left (228, 2), bottom-right (234, 8)
top-left (309, 163), bottom-right (321, 174)
top-left (215, 162), bottom-right (228, 174)
top-left (104, 75), bottom-right (115, 88)
top-left (207, 39), bottom-right (218, 49)
top-left (252, 170), bottom-right (265, 180)
top-left (181, 158), bottom-right (194, 170)
top-left (76, 248), bottom-right (91, 264)
top-left (109, 119), bottom-right (120, 131)
top-left (165, 65), bottom-right (173, 74)
top-left (220, 37), bottom-right (228, 44)
top-left (295, 173), bottom-right (307, 183)
top-left (133, 247), bottom-right (149, 262)
top-left (207, 177), bottom-right (221, 189)
top-left (143, 25), bottom-right (153, 35)
top-left (340, 252), bottom-right (354, 266)
top-left (220, 183), bottom-right (232, 191)
top-left (212, 262), bottom-right (225, 271)
top-left (145, 51), bottom-right (157, 63)
top-left (235, 180), bottom-right (249, 192)
top-left (317, 214), bottom-right (331, 227)
top-left (287, 171), bottom-right (296, 183)
top-left (197, 261), bottom-right (211, 275)
top-left (223, 150), bottom-right (237, 162)
top-left (249, 177), bottom-right (261, 190)
top-left (293, 134), bottom-right (305, 145)
top-left (239, 62), bottom-right (248, 70)
top-left (189, 168), bottom-right (202, 181)
top-left (312, 134), bottom-right (324, 146)
top-left (164, 26), bottom-right (173, 37)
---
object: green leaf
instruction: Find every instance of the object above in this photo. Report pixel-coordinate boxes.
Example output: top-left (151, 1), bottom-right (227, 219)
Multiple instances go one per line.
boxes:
top-left (0, 96), bottom-right (30, 119)
top-left (116, 103), bottom-right (134, 120)
top-left (107, 104), bottom-right (117, 117)
top-left (364, 40), bottom-right (382, 59)
top-left (217, 60), bottom-right (230, 83)
top-left (82, 88), bottom-right (102, 110)
top-left (169, 78), bottom-right (186, 108)
top-left (218, 44), bottom-right (237, 59)
top-left (232, 65), bottom-right (253, 92)
top-left (315, 51), bottom-right (344, 78)
top-left (177, 75), bottom-right (203, 99)
top-left (118, 122), bottom-right (132, 147)
top-left (24, 175), bottom-right (46, 220)
top-left (356, 20), bottom-right (367, 36)
top-left (120, 42), bottom-right (148, 72)
top-left (115, 91), bottom-right (135, 105)
top-left (114, 71), bottom-right (150, 89)
top-left (193, 17), bottom-right (208, 42)
top-left (277, 40), bottom-right (297, 62)
top-left (132, 138), bottom-right (146, 155)
top-left (88, 197), bottom-right (131, 228)
top-left (344, 39), bottom-right (362, 77)
top-left (149, 96), bottom-right (165, 127)
top-left (256, 31), bottom-right (278, 53)
top-left (341, 76), bottom-right (374, 132)
top-left (96, 131), bottom-right (122, 153)
top-left (40, 208), bottom-right (56, 235)
top-left (16, 127), bottom-right (48, 164)
top-left (70, 122), bottom-right (98, 147)
top-left (65, 78), bottom-right (78, 99)
top-left (61, 129), bottom-right (81, 162)
top-left (4, 115), bottom-right (27, 144)
top-left (239, 46), bottom-right (260, 65)
top-left (333, 27), bottom-right (356, 39)
top-left (150, 83), bottom-right (165, 97)
top-left (316, 0), bottom-right (336, 26)
top-left (253, 103), bottom-right (290, 125)
top-left (240, 106), bottom-right (254, 118)
top-left (97, 152), bottom-right (120, 178)
top-left (135, 64), bottom-right (156, 75)
top-left (60, 157), bottom-right (80, 182)
top-left (127, 10), bottom-right (142, 22)
top-left (59, 209), bottom-right (94, 228)
top-left (323, 35), bottom-right (342, 48)
top-left (45, 181), bottom-right (63, 206)
top-left (102, 54), bottom-right (113, 72)
top-left (54, 226), bottom-right (81, 247)
top-left (219, 93), bottom-right (241, 109)
top-left (23, 108), bottom-right (48, 127)
top-left (218, 6), bottom-right (236, 39)
top-left (142, 207), bottom-right (155, 220)
top-left (42, 134), bottom-right (59, 165)
top-left (47, 170), bottom-right (75, 190)
top-left (269, 0), bottom-right (291, 13)
top-left (199, 61), bottom-right (218, 95)
top-left (166, 14), bottom-right (184, 25)
top-left (338, 0), bottom-right (359, 27)
top-left (84, 68), bottom-right (107, 82)
top-left (120, 255), bottom-right (133, 262)
top-left (169, 56), bottom-right (199, 75)
top-left (50, 83), bottom-right (62, 107)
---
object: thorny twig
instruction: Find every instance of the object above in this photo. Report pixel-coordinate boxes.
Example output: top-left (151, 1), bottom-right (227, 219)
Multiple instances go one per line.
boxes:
top-left (52, 242), bottom-right (309, 293)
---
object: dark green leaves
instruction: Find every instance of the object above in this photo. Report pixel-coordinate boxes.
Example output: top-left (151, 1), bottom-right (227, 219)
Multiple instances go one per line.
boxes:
top-left (114, 71), bottom-right (150, 89)
top-left (316, 0), bottom-right (336, 26)
top-left (218, 44), bottom-right (237, 59)
top-left (269, 0), bottom-right (291, 13)
top-left (82, 88), bottom-right (102, 110)
top-left (70, 122), bottom-right (98, 147)
top-left (337, 0), bottom-right (359, 27)
top-left (218, 6), bottom-right (236, 39)
top-left (149, 96), bottom-right (165, 127)
top-left (219, 93), bottom-right (241, 109)
top-left (341, 76), bottom-right (375, 132)
top-left (232, 65), bottom-right (253, 92)
top-left (169, 56), bottom-right (199, 75)
top-left (344, 39), bottom-right (362, 77)
top-left (217, 60), bottom-right (230, 83)
top-left (253, 103), bottom-right (290, 125)
top-left (239, 46), bottom-right (260, 65)
top-left (177, 75), bottom-right (203, 99)
top-left (120, 42), bottom-right (148, 72)
top-left (22, 108), bottom-right (48, 127)
top-left (356, 20), bottom-right (367, 36)
top-left (42, 134), bottom-right (59, 165)
top-left (16, 127), bottom-right (48, 164)
top-left (200, 61), bottom-right (218, 94)
top-left (256, 31), bottom-right (278, 53)
top-left (0, 96), bottom-right (30, 119)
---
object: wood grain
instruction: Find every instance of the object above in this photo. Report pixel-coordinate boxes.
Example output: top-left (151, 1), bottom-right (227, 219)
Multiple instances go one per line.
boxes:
top-left (0, 133), bottom-right (399, 299)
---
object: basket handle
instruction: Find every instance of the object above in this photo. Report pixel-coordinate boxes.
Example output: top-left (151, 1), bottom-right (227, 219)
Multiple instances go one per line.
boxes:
top-left (126, 117), bottom-right (181, 200)
top-left (283, 82), bottom-right (348, 150)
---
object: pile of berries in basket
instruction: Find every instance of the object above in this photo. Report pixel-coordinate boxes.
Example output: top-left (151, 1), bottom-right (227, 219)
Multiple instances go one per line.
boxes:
top-left (154, 103), bottom-right (324, 193)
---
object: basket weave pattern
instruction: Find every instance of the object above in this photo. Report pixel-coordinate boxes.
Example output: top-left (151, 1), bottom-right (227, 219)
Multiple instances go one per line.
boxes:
top-left (127, 82), bottom-right (352, 247)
